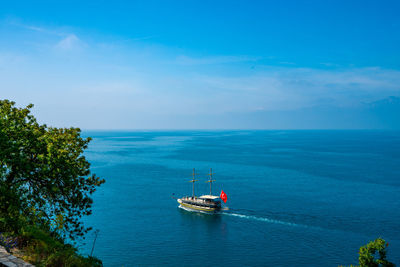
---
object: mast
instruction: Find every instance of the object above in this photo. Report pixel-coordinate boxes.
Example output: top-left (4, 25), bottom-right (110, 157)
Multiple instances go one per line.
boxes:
top-left (206, 168), bottom-right (215, 195)
top-left (189, 168), bottom-right (198, 197)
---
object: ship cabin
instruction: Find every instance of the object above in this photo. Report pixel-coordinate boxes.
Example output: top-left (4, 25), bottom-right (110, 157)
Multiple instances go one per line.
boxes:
top-left (181, 195), bottom-right (221, 209)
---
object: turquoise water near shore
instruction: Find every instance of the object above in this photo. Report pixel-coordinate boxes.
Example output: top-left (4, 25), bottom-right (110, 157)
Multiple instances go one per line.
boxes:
top-left (80, 130), bottom-right (400, 266)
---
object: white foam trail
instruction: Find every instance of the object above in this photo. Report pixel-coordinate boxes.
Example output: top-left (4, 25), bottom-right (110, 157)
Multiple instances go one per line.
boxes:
top-left (224, 212), bottom-right (303, 228)
top-left (179, 205), bottom-right (305, 228)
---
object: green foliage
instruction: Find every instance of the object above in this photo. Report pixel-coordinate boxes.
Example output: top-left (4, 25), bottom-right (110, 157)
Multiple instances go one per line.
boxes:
top-left (358, 238), bottom-right (395, 267)
top-left (0, 99), bottom-right (105, 239)
top-left (0, 100), bottom-right (104, 265)
top-left (19, 224), bottom-right (102, 267)
top-left (341, 238), bottom-right (396, 267)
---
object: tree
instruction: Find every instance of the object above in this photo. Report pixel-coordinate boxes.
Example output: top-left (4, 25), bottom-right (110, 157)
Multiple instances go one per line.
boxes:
top-left (0, 100), bottom-right (105, 239)
top-left (358, 238), bottom-right (395, 267)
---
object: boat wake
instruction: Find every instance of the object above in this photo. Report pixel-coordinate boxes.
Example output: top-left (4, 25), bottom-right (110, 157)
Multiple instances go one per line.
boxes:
top-left (223, 212), bottom-right (304, 228)
top-left (179, 205), bottom-right (305, 228)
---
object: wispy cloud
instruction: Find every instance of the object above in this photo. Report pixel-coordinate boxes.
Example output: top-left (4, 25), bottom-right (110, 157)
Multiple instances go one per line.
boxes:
top-left (320, 62), bottom-right (340, 67)
top-left (131, 35), bottom-right (158, 41)
top-left (2, 20), bottom-right (400, 128)
top-left (19, 24), bottom-right (49, 33)
top-left (175, 55), bottom-right (261, 65)
top-left (6, 19), bottom-right (65, 36)
top-left (5, 19), bottom-right (85, 51)
top-left (55, 34), bottom-right (84, 51)
top-left (177, 67), bottom-right (400, 112)
top-left (279, 61), bottom-right (296, 65)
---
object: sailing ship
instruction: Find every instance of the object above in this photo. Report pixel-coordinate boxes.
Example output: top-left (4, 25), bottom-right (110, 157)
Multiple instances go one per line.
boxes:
top-left (177, 168), bottom-right (228, 213)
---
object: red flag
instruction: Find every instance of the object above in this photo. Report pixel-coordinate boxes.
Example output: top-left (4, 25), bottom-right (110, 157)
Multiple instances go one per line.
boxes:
top-left (220, 190), bottom-right (227, 203)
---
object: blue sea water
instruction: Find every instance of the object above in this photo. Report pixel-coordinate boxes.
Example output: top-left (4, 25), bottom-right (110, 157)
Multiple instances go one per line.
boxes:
top-left (79, 130), bottom-right (400, 266)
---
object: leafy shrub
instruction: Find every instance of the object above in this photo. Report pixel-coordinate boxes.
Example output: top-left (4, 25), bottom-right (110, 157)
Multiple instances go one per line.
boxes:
top-left (358, 238), bottom-right (395, 267)
top-left (19, 225), bottom-right (102, 267)
top-left (0, 232), bottom-right (18, 252)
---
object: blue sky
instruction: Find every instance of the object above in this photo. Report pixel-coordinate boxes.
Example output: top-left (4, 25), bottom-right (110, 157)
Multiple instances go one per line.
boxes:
top-left (1, 0), bottom-right (400, 129)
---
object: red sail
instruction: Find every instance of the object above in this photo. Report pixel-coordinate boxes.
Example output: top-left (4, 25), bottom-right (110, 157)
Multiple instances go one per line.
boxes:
top-left (220, 190), bottom-right (227, 203)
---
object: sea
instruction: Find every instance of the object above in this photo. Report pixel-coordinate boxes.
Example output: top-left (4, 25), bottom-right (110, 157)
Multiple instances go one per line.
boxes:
top-left (79, 130), bottom-right (400, 266)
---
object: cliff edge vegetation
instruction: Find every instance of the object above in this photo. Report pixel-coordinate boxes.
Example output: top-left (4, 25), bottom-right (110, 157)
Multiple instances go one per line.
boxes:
top-left (0, 100), bottom-right (105, 266)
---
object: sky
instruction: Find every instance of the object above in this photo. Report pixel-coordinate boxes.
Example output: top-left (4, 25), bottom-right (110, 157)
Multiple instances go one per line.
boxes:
top-left (1, 0), bottom-right (400, 129)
